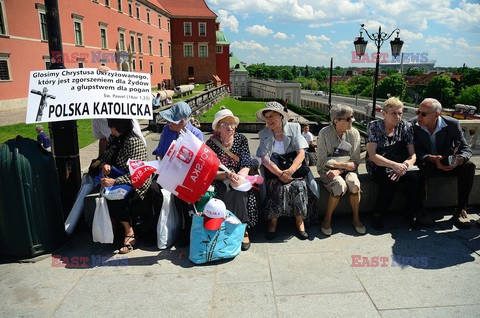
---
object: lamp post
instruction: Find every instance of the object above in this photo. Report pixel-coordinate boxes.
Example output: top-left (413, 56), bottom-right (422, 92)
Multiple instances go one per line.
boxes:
top-left (353, 25), bottom-right (403, 119)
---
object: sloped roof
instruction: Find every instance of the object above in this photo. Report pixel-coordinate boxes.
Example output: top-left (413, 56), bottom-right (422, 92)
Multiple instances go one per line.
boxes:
top-left (144, 0), bottom-right (168, 12)
top-left (230, 54), bottom-right (247, 72)
top-left (216, 30), bottom-right (229, 45)
top-left (156, 0), bottom-right (217, 18)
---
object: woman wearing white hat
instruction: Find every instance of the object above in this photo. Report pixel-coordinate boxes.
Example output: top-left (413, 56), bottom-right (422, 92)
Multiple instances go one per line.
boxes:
top-left (256, 101), bottom-right (310, 240)
top-left (206, 108), bottom-right (258, 251)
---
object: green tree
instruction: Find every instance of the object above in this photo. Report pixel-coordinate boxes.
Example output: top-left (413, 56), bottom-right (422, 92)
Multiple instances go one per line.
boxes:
top-left (462, 68), bottom-right (480, 87)
top-left (377, 73), bottom-right (406, 99)
top-left (360, 83), bottom-right (373, 98)
top-left (405, 68), bottom-right (424, 76)
top-left (304, 65), bottom-right (310, 77)
top-left (348, 75), bottom-right (372, 95)
top-left (423, 75), bottom-right (456, 108)
top-left (456, 84), bottom-right (480, 110)
top-left (291, 65), bottom-right (298, 77)
top-left (279, 68), bottom-right (294, 80)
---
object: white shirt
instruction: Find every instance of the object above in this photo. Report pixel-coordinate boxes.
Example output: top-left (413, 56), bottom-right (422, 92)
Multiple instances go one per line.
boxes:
top-left (92, 118), bottom-right (146, 145)
top-left (302, 131), bottom-right (314, 144)
top-left (273, 140), bottom-right (285, 155)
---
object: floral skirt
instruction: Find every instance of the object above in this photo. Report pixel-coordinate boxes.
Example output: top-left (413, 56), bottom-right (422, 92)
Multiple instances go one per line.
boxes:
top-left (263, 178), bottom-right (308, 220)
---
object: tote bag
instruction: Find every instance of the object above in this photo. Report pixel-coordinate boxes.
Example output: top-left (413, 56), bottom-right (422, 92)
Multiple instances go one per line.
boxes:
top-left (157, 189), bottom-right (181, 249)
top-left (189, 212), bottom-right (246, 264)
top-left (92, 196), bottom-right (114, 244)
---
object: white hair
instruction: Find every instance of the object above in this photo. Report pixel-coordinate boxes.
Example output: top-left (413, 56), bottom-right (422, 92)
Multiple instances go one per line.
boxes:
top-left (421, 98), bottom-right (442, 113)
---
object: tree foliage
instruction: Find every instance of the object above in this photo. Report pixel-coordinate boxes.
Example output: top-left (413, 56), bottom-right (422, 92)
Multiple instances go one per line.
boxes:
top-left (377, 73), bottom-right (406, 99)
top-left (423, 75), bottom-right (456, 108)
top-left (456, 84), bottom-right (480, 110)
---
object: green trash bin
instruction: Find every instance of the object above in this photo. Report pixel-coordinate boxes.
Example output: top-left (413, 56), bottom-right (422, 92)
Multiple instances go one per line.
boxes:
top-left (0, 136), bottom-right (66, 258)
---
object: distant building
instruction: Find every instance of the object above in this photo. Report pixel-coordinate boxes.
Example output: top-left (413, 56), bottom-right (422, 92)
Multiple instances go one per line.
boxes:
top-left (0, 0), bottom-right (172, 109)
top-left (215, 22), bottom-right (230, 90)
top-left (380, 60), bottom-right (436, 72)
top-left (248, 78), bottom-right (301, 105)
top-left (230, 53), bottom-right (248, 96)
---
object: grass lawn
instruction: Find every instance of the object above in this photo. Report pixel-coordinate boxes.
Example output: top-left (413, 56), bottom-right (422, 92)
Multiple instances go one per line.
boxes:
top-left (0, 119), bottom-right (96, 148)
top-left (198, 98), bottom-right (265, 122)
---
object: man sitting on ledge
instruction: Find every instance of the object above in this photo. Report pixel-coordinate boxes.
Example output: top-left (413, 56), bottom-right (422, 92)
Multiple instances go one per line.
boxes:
top-left (411, 98), bottom-right (476, 228)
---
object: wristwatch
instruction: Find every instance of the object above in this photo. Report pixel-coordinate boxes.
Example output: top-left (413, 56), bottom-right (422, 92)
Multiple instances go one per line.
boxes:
top-left (403, 161), bottom-right (409, 168)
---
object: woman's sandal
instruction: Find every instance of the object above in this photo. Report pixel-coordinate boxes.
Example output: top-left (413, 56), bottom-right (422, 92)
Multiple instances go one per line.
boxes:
top-left (119, 234), bottom-right (136, 254)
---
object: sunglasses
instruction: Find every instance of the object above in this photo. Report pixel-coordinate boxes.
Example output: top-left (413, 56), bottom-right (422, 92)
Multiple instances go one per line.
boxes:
top-left (337, 116), bottom-right (354, 122)
top-left (415, 110), bottom-right (433, 117)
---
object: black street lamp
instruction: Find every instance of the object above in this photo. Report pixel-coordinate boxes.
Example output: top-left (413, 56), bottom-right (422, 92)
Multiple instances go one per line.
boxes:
top-left (354, 25), bottom-right (403, 119)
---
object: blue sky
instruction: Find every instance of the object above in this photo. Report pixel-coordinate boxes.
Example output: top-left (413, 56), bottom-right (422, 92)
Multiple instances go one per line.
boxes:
top-left (206, 0), bottom-right (480, 68)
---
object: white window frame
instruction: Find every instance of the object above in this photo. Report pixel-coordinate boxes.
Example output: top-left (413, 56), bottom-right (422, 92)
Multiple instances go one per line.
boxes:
top-left (99, 22), bottom-right (108, 49)
top-left (198, 43), bottom-right (208, 58)
top-left (105, 0), bottom-right (110, 7)
top-left (72, 14), bottom-right (84, 46)
top-left (159, 40), bottom-right (163, 56)
top-left (148, 37), bottom-right (153, 55)
top-left (129, 32), bottom-right (135, 52)
top-left (160, 63), bottom-right (164, 74)
top-left (128, 1), bottom-right (133, 16)
top-left (0, 0), bottom-right (8, 35)
top-left (198, 22), bottom-right (206, 36)
top-left (118, 27), bottom-right (126, 51)
top-left (43, 55), bottom-right (51, 70)
top-left (131, 58), bottom-right (136, 71)
top-left (146, 10), bottom-right (150, 24)
top-left (135, 3), bottom-right (140, 20)
top-left (139, 57), bottom-right (143, 70)
top-left (168, 42), bottom-right (171, 57)
top-left (167, 21), bottom-right (170, 32)
top-left (158, 15), bottom-right (161, 28)
top-left (216, 45), bottom-right (223, 54)
top-left (0, 53), bottom-right (12, 81)
top-left (36, 4), bottom-right (48, 41)
top-left (183, 43), bottom-right (193, 57)
top-left (184, 22), bottom-right (192, 36)
top-left (149, 62), bottom-right (153, 74)
top-left (137, 34), bottom-right (142, 53)
top-left (117, 0), bottom-right (122, 12)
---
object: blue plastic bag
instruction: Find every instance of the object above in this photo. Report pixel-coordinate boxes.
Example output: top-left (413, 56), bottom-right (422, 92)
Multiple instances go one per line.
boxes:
top-left (189, 212), bottom-right (246, 264)
top-left (95, 166), bottom-right (134, 200)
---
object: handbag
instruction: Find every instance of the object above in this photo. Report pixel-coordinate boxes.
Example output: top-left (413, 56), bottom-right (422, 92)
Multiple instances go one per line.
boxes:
top-left (189, 212), bottom-right (246, 264)
top-left (92, 195), bottom-right (114, 244)
top-left (157, 189), bottom-right (181, 249)
top-left (263, 151), bottom-right (310, 179)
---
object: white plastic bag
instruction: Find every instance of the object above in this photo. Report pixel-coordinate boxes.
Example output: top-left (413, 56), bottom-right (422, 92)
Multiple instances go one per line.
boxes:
top-left (157, 189), bottom-right (181, 249)
top-left (92, 196), bottom-right (114, 244)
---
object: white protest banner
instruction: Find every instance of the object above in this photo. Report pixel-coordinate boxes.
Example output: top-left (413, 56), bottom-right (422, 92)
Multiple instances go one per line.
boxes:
top-left (26, 68), bottom-right (152, 123)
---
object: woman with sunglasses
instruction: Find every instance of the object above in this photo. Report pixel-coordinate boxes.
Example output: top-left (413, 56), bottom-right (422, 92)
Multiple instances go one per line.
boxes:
top-left (366, 97), bottom-right (418, 231)
top-left (317, 104), bottom-right (365, 236)
top-left (206, 109), bottom-right (258, 251)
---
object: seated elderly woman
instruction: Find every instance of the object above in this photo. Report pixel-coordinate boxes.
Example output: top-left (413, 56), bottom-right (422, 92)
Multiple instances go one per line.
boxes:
top-left (317, 104), bottom-right (365, 236)
top-left (366, 97), bottom-right (418, 231)
top-left (206, 109), bottom-right (258, 251)
top-left (99, 119), bottom-right (160, 253)
top-left (256, 101), bottom-right (310, 240)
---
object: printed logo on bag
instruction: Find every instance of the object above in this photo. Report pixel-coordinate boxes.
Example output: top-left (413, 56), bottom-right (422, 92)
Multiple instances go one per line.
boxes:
top-left (177, 146), bottom-right (194, 164)
top-left (203, 198), bottom-right (228, 230)
top-left (129, 159), bottom-right (145, 170)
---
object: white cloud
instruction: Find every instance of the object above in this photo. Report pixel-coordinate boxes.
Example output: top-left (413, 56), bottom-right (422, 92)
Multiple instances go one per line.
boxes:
top-left (274, 32), bottom-right (288, 40)
top-left (400, 30), bottom-right (423, 41)
top-left (231, 40), bottom-right (270, 53)
top-left (306, 34), bottom-right (330, 41)
top-left (216, 10), bottom-right (239, 33)
top-left (245, 25), bottom-right (273, 37)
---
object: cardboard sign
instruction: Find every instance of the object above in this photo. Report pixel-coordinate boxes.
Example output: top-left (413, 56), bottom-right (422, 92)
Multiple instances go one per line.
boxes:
top-left (26, 68), bottom-right (152, 123)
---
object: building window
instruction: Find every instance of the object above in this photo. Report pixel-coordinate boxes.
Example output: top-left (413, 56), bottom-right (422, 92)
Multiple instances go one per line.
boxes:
top-left (128, 2), bottom-right (132, 16)
top-left (158, 15), bottom-right (161, 28)
top-left (199, 44), bottom-right (208, 58)
top-left (117, 0), bottom-right (122, 12)
top-left (183, 44), bottom-right (193, 57)
top-left (132, 58), bottom-right (136, 70)
top-left (118, 29), bottom-right (126, 51)
top-left (100, 26), bottom-right (108, 49)
top-left (188, 66), bottom-right (194, 77)
top-left (146, 11), bottom-right (150, 24)
top-left (72, 14), bottom-right (84, 46)
top-left (148, 37), bottom-right (153, 55)
top-left (0, 53), bottom-right (11, 81)
top-left (43, 56), bottom-right (51, 69)
top-left (150, 62), bottom-right (153, 74)
top-left (136, 5), bottom-right (140, 19)
top-left (168, 43), bottom-right (171, 56)
top-left (0, 0), bottom-right (7, 35)
top-left (159, 40), bottom-right (163, 56)
top-left (105, 0), bottom-right (110, 7)
top-left (137, 35), bottom-right (142, 53)
top-left (167, 21), bottom-right (170, 32)
top-left (139, 58), bottom-right (143, 70)
top-left (199, 22), bottom-right (206, 36)
top-left (129, 33), bottom-right (135, 52)
top-left (216, 45), bottom-right (222, 54)
top-left (38, 10), bottom-right (48, 41)
top-left (160, 63), bottom-right (164, 74)
top-left (184, 22), bottom-right (191, 36)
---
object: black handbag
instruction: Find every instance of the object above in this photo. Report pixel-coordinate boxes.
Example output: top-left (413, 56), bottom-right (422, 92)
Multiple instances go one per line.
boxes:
top-left (264, 151), bottom-right (310, 179)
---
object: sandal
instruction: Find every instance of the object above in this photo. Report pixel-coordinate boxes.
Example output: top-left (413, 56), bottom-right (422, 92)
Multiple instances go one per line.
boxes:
top-left (119, 234), bottom-right (136, 254)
